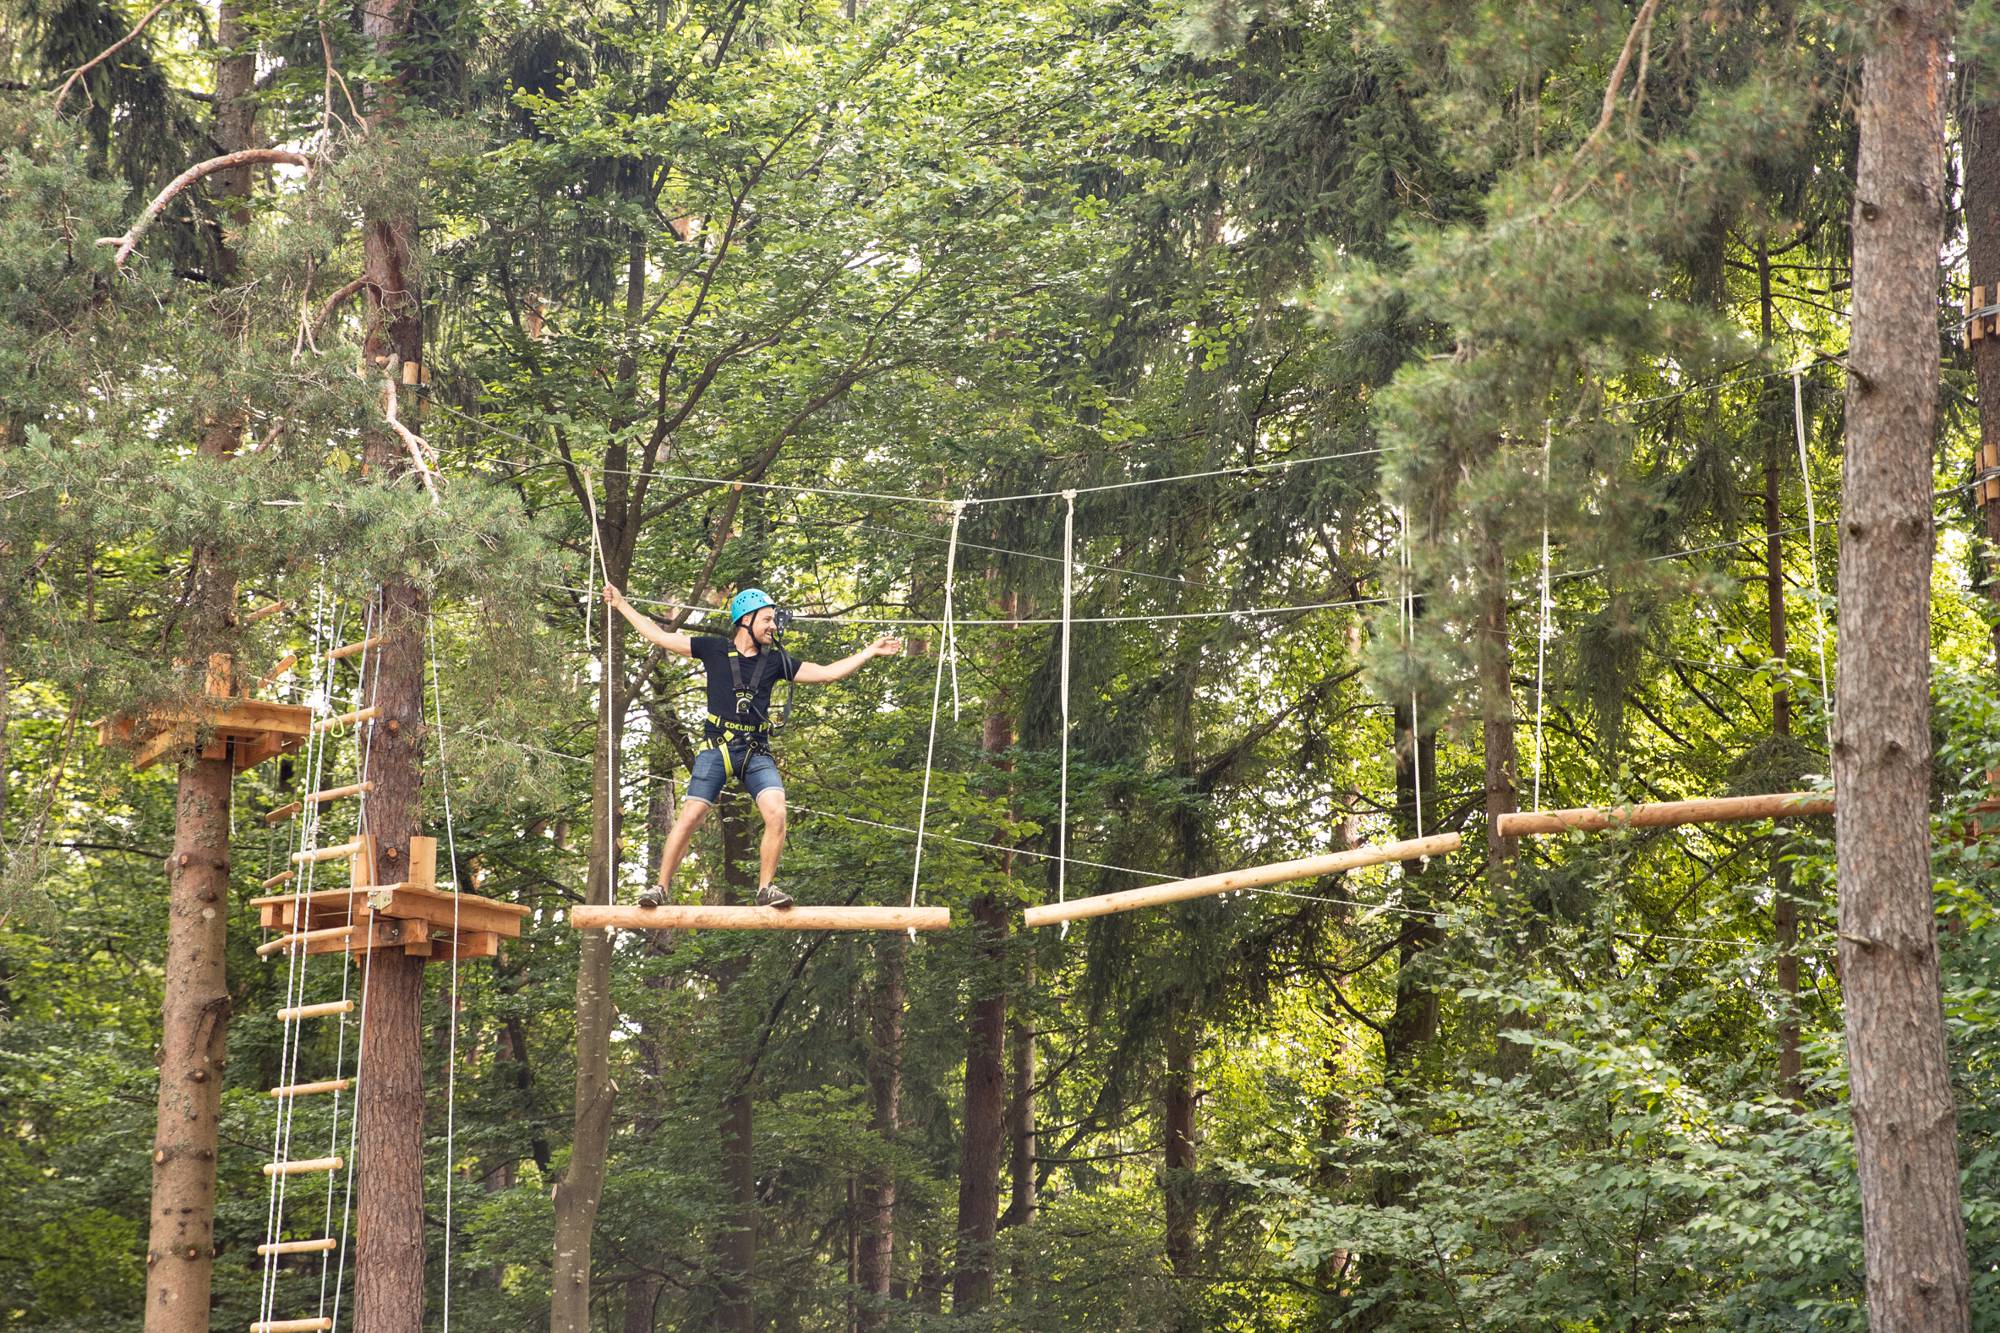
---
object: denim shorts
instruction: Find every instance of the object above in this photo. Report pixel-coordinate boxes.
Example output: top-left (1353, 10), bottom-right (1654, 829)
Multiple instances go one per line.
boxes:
top-left (686, 744), bottom-right (784, 806)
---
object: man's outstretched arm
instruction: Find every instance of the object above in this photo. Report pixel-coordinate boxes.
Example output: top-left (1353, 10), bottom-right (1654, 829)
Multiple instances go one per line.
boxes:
top-left (603, 585), bottom-right (695, 658)
top-left (794, 634), bottom-right (903, 684)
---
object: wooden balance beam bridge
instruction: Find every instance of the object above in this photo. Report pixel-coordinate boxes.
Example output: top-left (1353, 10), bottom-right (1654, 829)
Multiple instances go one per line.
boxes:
top-left (1495, 791), bottom-right (1832, 838)
top-left (569, 832), bottom-right (1461, 933)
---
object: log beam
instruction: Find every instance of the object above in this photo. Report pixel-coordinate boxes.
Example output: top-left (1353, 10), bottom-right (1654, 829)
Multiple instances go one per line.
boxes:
top-left (1022, 832), bottom-right (1460, 928)
top-left (1495, 792), bottom-right (1832, 838)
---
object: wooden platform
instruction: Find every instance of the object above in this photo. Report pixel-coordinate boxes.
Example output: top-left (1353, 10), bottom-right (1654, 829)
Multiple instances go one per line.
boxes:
top-left (97, 654), bottom-right (312, 772)
top-left (572, 904), bottom-right (953, 932)
top-left (251, 836), bottom-right (529, 961)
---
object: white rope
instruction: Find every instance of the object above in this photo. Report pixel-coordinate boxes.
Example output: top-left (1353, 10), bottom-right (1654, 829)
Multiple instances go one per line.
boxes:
top-left (1792, 368), bottom-right (1835, 752)
top-left (330, 591), bottom-right (387, 1331)
top-left (908, 500), bottom-right (967, 909)
top-left (582, 469), bottom-right (617, 902)
top-left (1399, 506), bottom-right (1423, 837)
top-left (1057, 491), bottom-right (1075, 937)
top-left (427, 615), bottom-right (463, 1331)
top-left (259, 588), bottom-right (336, 1327)
top-left (1533, 420), bottom-right (1554, 812)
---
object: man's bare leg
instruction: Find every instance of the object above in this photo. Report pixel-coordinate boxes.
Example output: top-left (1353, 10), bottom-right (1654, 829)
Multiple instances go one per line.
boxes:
top-left (754, 787), bottom-right (790, 907)
top-left (639, 798), bottom-right (710, 907)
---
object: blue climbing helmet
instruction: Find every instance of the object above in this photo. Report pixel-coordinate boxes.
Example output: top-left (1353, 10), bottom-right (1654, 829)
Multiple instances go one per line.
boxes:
top-left (729, 588), bottom-right (776, 628)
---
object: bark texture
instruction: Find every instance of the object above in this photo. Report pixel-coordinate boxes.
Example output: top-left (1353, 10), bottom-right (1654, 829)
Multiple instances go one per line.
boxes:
top-left (856, 933), bottom-right (905, 1331)
top-left (145, 13), bottom-right (253, 1325)
top-left (1839, 4), bottom-right (1970, 1326)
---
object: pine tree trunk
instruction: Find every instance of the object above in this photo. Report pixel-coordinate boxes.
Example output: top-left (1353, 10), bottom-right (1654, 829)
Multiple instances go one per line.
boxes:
top-left (1963, 66), bottom-right (2000, 671)
top-left (1478, 537), bottom-right (1518, 870)
top-left (144, 14), bottom-right (253, 1325)
top-left (1381, 705), bottom-right (1440, 1079)
top-left (1161, 1014), bottom-right (1198, 1279)
top-left (953, 678), bottom-right (1015, 1313)
top-left (1839, 3), bottom-right (1971, 1326)
top-left (856, 933), bottom-right (904, 1331)
top-left (953, 891), bottom-right (1008, 1313)
top-left (552, 587), bottom-right (622, 1333)
top-left (1758, 247), bottom-right (1805, 1103)
top-left (999, 956), bottom-right (1036, 1232)
top-left (714, 804), bottom-right (758, 1332)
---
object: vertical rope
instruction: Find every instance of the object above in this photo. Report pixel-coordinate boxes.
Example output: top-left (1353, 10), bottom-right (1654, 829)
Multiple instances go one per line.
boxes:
top-left (1533, 419), bottom-right (1554, 812)
top-left (1056, 491), bottom-right (1075, 938)
top-left (427, 616), bottom-right (462, 1332)
top-left (1792, 368), bottom-right (1835, 753)
top-left (330, 592), bottom-right (387, 1331)
top-left (909, 500), bottom-right (967, 908)
top-left (582, 469), bottom-right (616, 903)
top-left (259, 586), bottom-right (335, 1328)
top-left (1399, 505), bottom-right (1423, 837)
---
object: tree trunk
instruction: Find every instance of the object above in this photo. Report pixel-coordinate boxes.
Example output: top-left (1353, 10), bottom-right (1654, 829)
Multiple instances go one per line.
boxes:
top-left (856, 933), bottom-right (904, 1331)
top-left (144, 13), bottom-right (253, 1325)
top-left (953, 891), bottom-right (1008, 1313)
top-left (1839, 3), bottom-right (1970, 1327)
top-left (1381, 704), bottom-right (1440, 1080)
top-left (1758, 246), bottom-right (1805, 1103)
top-left (713, 804), bottom-right (758, 1332)
top-left (552, 588), bottom-right (622, 1332)
top-left (1161, 1014), bottom-right (1198, 1279)
top-left (999, 956), bottom-right (1037, 1232)
top-left (1478, 534), bottom-right (1518, 871)
top-left (953, 670), bottom-right (1016, 1313)
top-left (621, 1276), bottom-right (662, 1333)
top-left (1963, 63), bottom-right (2000, 671)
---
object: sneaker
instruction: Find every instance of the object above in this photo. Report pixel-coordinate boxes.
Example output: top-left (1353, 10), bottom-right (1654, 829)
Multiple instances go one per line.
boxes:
top-left (637, 885), bottom-right (667, 909)
top-left (755, 883), bottom-right (794, 909)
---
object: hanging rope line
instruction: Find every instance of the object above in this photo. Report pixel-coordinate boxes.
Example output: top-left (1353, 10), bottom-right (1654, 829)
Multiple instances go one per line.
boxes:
top-left (908, 500), bottom-right (967, 909)
top-left (427, 614), bottom-right (465, 1333)
top-left (1533, 419), bottom-right (1554, 813)
top-left (1399, 505), bottom-right (1423, 837)
top-left (258, 589), bottom-right (336, 1330)
top-left (1791, 367), bottom-right (1835, 752)
top-left (1056, 490), bottom-right (1075, 935)
top-left (581, 469), bottom-right (617, 906)
top-left (330, 591), bottom-right (387, 1331)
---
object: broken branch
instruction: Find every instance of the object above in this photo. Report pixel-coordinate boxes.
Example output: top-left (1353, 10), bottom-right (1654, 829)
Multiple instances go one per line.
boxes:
top-left (100, 148), bottom-right (311, 268)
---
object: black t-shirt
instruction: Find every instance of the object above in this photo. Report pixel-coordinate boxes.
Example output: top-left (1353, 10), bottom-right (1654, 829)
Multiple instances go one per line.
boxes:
top-left (690, 635), bottom-right (800, 737)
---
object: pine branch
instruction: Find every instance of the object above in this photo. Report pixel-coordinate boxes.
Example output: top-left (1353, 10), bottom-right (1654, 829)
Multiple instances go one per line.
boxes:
top-left (99, 148), bottom-right (311, 268)
top-left (52, 0), bottom-right (188, 111)
top-left (381, 376), bottom-right (440, 504)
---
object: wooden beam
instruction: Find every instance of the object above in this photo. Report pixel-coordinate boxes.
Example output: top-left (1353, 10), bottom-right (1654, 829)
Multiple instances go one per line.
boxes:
top-left (257, 925), bottom-right (355, 957)
top-left (269, 1079), bottom-right (351, 1098)
top-left (571, 904), bottom-right (953, 932)
top-left (258, 654), bottom-right (299, 693)
top-left (305, 781), bottom-right (373, 805)
top-left (313, 705), bottom-right (381, 734)
top-left (242, 599), bottom-right (289, 625)
top-left (260, 870), bottom-right (295, 890)
top-left (1494, 792), bottom-right (1833, 838)
top-left (256, 1238), bottom-right (339, 1256)
top-left (277, 999), bottom-right (352, 1021)
top-left (264, 801), bottom-right (301, 825)
top-left (1021, 832), bottom-right (1462, 929)
top-left (328, 635), bottom-right (384, 661)
top-left (262, 1155), bottom-right (343, 1176)
top-left (292, 839), bottom-right (362, 866)
top-left (251, 1320), bottom-right (334, 1333)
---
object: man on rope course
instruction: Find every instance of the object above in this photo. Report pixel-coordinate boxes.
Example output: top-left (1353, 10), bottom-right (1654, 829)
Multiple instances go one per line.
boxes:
top-left (603, 584), bottom-right (902, 909)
